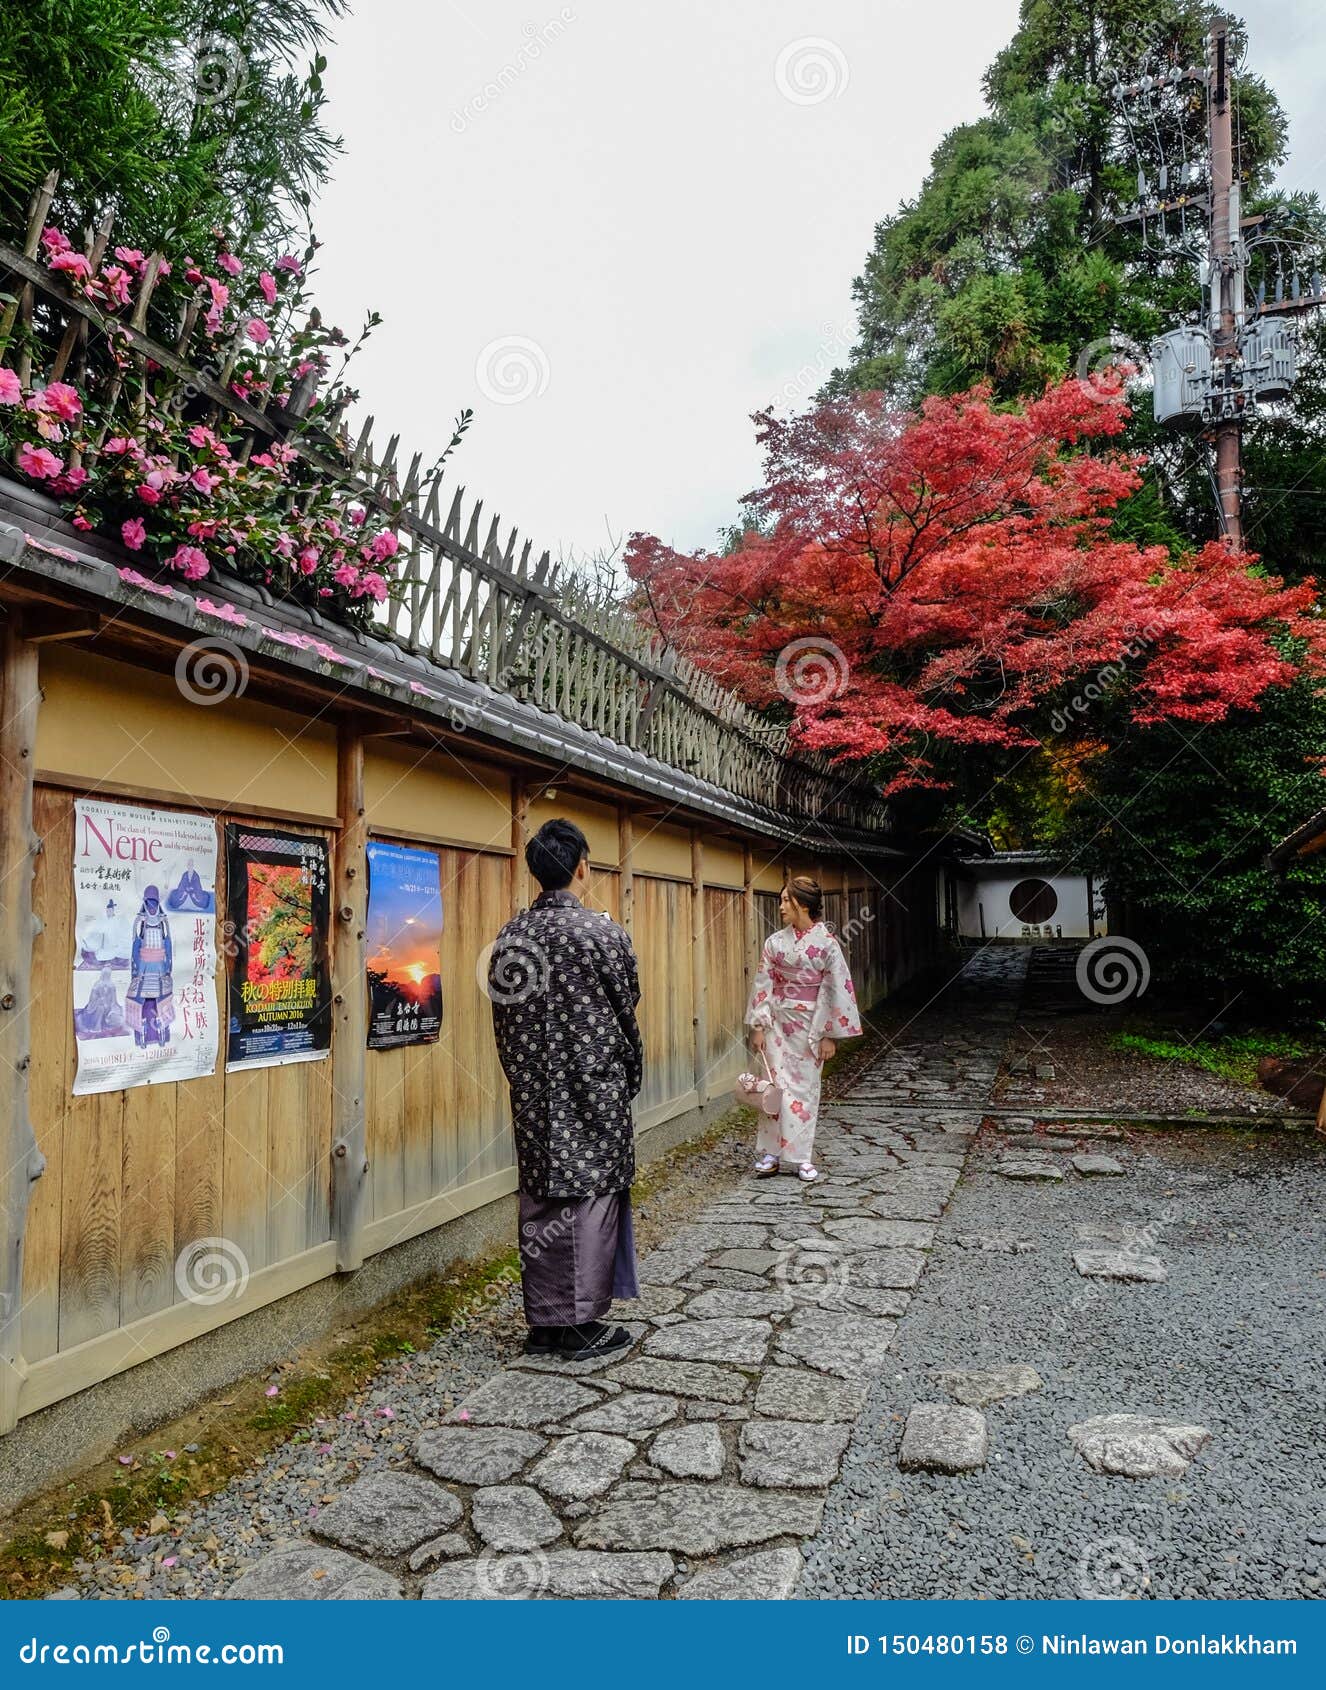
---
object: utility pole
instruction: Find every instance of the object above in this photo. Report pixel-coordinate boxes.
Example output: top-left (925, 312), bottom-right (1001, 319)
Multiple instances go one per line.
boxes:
top-left (1208, 16), bottom-right (1243, 549)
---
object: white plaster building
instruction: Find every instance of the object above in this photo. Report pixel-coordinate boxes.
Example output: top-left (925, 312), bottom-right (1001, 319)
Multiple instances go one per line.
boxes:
top-left (945, 850), bottom-right (1104, 942)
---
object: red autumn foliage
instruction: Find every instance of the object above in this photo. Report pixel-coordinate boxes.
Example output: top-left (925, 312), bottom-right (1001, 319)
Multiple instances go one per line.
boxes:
top-left (625, 381), bottom-right (1326, 789)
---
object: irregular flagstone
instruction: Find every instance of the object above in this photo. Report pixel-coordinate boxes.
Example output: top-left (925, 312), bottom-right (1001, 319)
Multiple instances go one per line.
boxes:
top-left (650, 1422), bottom-right (725, 1479)
top-left (671, 1224), bottom-right (769, 1251)
top-left (776, 1309), bottom-right (898, 1379)
top-left (471, 1485), bottom-right (563, 1551)
top-left (529, 1433), bottom-right (635, 1501)
top-left (226, 1542), bottom-right (402, 1600)
top-left (795, 1284), bottom-right (910, 1319)
top-left (610, 1358), bottom-right (748, 1403)
top-left (739, 1419), bottom-right (851, 1487)
top-left (639, 1252), bottom-right (705, 1285)
top-left (408, 1533), bottom-right (472, 1572)
top-left (415, 1427), bottom-right (546, 1485)
top-left (313, 1471), bottom-right (462, 1557)
top-left (864, 1192), bottom-right (946, 1220)
top-left (932, 1363), bottom-right (1043, 1408)
top-left (1074, 1248), bottom-right (1167, 1283)
top-left (514, 1327), bottom-right (646, 1376)
top-left (824, 1217), bottom-right (936, 1250)
top-left (616, 1285), bottom-right (686, 1317)
top-left (709, 1248), bottom-right (787, 1272)
top-left (898, 1404), bottom-right (990, 1474)
top-left (837, 1248), bottom-right (928, 1289)
top-left (685, 1267), bottom-right (773, 1292)
top-left (753, 1368), bottom-right (865, 1422)
top-left (452, 1371), bottom-right (602, 1428)
top-left (996, 1155), bottom-right (1064, 1182)
top-left (685, 1288), bottom-right (790, 1320)
top-left (574, 1484), bottom-right (823, 1555)
top-left (643, 1317), bottom-right (770, 1366)
top-left (677, 1547), bottom-right (804, 1600)
top-left (422, 1550), bottom-right (674, 1601)
top-left (1072, 1153), bottom-right (1126, 1177)
top-left (565, 1391), bottom-right (678, 1434)
top-left (1067, 1413), bottom-right (1212, 1478)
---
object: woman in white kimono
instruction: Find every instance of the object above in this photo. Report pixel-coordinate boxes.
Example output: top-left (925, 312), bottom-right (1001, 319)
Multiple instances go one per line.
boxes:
top-left (746, 875), bottom-right (862, 1182)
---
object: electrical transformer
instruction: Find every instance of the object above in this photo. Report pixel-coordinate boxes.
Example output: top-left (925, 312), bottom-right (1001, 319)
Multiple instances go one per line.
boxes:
top-left (1240, 316), bottom-right (1297, 402)
top-left (1151, 325), bottom-right (1212, 427)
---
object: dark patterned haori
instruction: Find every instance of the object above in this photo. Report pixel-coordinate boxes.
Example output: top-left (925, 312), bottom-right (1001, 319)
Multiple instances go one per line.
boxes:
top-left (489, 890), bottom-right (643, 1200)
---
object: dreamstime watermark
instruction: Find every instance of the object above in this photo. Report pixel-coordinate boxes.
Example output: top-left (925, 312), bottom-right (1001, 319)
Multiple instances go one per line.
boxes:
top-left (175, 1237), bottom-right (250, 1306)
top-left (775, 636), bottom-right (849, 706)
top-left (474, 1545), bottom-right (552, 1598)
top-left (1076, 935), bottom-right (1150, 1004)
top-left (773, 319), bottom-right (854, 410)
top-left (773, 1239), bottom-right (852, 1306)
top-left (451, 10), bottom-right (576, 134)
top-left (475, 335), bottom-right (552, 406)
top-left (479, 933), bottom-right (551, 1006)
top-left (774, 37), bottom-right (850, 106)
top-left (1050, 623), bottom-right (1161, 733)
top-left (1075, 332), bottom-right (1149, 404)
top-left (175, 636), bottom-right (249, 705)
top-left (1077, 1533), bottom-right (1153, 1599)
top-left (184, 36), bottom-right (249, 109)
top-left (1050, 1205), bottom-right (1178, 1337)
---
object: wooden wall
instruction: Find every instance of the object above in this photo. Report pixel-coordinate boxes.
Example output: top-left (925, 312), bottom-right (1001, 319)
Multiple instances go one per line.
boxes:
top-left (6, 642), bottom-right (937, 1427)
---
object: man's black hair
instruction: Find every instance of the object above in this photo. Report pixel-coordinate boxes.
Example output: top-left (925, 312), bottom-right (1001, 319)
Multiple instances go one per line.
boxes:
top-left (526, 818), bottom-right (590, 891)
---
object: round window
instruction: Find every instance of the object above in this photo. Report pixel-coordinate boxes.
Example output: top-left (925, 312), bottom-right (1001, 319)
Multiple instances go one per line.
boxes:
top-left (1009, 877), bottom-right (1058, 925)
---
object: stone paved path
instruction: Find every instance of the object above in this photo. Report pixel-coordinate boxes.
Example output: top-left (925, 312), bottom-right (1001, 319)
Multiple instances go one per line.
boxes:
top-left (222, 949), bottom-right (1027, 1600)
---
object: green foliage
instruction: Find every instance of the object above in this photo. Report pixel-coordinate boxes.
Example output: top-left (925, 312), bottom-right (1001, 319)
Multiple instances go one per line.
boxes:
top-left (1066, 677), bottom-right (1326, 1016)
top-left (1111, 1027), bottom-right (1309, 1086)
top-left (0, 0), bottom-right (344, 258)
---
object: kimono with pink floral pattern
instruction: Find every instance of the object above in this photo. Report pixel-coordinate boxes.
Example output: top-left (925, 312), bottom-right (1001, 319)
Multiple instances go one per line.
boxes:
top-left (745, 922), bottom-right (862, 1165)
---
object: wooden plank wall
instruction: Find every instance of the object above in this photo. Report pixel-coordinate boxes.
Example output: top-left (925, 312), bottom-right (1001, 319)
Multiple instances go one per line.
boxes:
top-left (15, 723), bottom-right (933, 1422)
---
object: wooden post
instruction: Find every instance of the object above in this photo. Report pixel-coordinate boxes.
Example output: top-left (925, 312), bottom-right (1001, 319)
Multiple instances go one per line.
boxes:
top-left (742, 842), bottom-right (756, 990)
top-left (691, 830), bottom-right (708, 1101)
top-left (511, 778), bottom-right (529, 916)
top-left (618, 807), bottom-right (634, 936)
top-left (0, 618), bottom-right (46, 1432)
top-left (331, 721), bottom-right (368, 1273)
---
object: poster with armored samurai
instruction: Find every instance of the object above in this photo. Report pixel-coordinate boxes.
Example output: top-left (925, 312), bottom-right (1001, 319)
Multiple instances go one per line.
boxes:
top-left (72, 798), bottom-right (219, 1095)
top-left (366, 841), bottom-right (444, 1049)
top-left (225, 825), bottom-right (332, 1070)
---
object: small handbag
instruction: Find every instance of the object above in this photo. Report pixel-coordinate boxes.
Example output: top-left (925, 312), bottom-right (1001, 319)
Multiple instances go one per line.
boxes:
top-left (735, 1048), bottom-right (785, 1117)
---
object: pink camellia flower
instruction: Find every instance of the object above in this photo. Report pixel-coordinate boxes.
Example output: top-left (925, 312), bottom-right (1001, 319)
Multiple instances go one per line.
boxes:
top-left (72, 514), bottom-right (92, 530)
top-left (370, 530), bottom-right (399, 563)
top-left (273, 533), bottom-right (295, 558)
top-left (250, 452), bottom-right (275, 468)
top-left (114, 246), bottom-right (145, 271)
top-left (189, 467), bottom-right (219, 495)
top-left (36, 381), bottom-right (81, 420)
top-left (187, 520), bottom-right (221, 540)
top-left (157, 259), bottom-right (172, 278)
top-left (275, 253), bottom-right (303, 275)
top-left (186, 424), bottom-right (217, 450)
top-left (17, 443), bottom-right (62, 479)
top-left (358, 572), bottom-right (389, 602)
top-left (136, 483), bottom-right (162, 506)
top-left (50, 466), bottom-right (88, 496)
top-left (203, 307), bottom-right (224, 337)
top-left (184, 264), bottom-right (204, 285)
top-left (258, 271), bottom-right (277, 305)
top-left (296, 545), bottom-right (319, 575)
top-left (207, 277), bottom-right (229, 310)
top-left (94, 265), bottom-right (133, 309)
top-left (121, 517), bottom-right (147, 551)
top-left (245, 317), bottom-right (270, 345)
top-left (167, 545), bottom-right (209, 581)
top-left (49, 251), bottom-right (91, 281)
top-left (347, 505), bottom-right (367, 526)
top-left (333, 562), bottom-right (359, 590)
top-left (217, 252), bottom-right (243, 278)
top-left (102, 435), bottom-right (139, 456)
top-left (41, 226), bottom-right (71, 256)
top-left (0, 367), bottom-right (21, 405)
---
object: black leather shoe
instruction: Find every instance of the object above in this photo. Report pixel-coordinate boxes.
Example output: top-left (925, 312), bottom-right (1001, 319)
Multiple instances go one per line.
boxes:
top-left (524, 1326), bottom-right (563, 1355)
top-left (560, 1322), bottom-right (632, 1360)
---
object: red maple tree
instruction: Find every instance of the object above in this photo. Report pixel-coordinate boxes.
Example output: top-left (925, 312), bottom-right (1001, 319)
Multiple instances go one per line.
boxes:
top-left (626, 381), bottom-right (1326, 790)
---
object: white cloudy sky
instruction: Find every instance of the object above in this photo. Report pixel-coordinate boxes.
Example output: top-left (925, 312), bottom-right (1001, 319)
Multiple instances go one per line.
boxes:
top-left (310, 0), bottom-right (1326, 565)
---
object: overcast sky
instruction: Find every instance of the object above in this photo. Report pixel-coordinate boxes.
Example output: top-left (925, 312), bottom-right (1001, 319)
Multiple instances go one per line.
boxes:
top-left (310, 0), bottom-right (1326, 566)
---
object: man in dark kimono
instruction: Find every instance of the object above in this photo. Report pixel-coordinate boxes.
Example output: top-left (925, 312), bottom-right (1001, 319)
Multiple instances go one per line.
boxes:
top-left (489, 818), bottom-right (643, 1361)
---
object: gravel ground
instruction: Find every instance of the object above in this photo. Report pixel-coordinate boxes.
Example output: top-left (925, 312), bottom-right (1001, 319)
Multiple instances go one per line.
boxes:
top-left (802, 1118), bottom-right (1326, 1599)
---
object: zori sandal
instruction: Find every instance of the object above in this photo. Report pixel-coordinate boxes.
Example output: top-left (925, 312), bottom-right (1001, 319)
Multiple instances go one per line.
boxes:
top-left (797, 1162), bottom-right (820, 1183)
top-left (752, 1153), bottom-right (779, 1178)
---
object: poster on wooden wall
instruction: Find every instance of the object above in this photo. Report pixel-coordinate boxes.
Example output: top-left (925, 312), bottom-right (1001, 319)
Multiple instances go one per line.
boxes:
top-left (366, 840), bottom-right (444, 1049)
top-left (224, 824), bottom-right (332, 1070)
top-left (71, 798), bottom-right (219, 1095)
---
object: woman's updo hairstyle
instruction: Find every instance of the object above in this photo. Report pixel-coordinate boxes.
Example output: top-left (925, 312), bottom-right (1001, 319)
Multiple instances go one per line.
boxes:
top-left (784, 874), bottom-right (824, 922)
